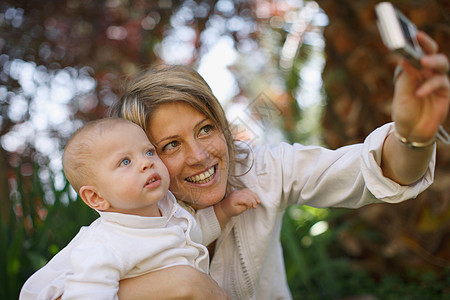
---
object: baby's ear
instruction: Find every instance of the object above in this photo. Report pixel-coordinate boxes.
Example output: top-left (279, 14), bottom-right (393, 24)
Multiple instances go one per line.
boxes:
top-left (79, 186), bottom-right (110, 211)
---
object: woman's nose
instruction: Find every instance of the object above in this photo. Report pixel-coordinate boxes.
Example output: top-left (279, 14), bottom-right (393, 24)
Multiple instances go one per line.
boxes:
top-left (185, 141), bottom-right (211, 166)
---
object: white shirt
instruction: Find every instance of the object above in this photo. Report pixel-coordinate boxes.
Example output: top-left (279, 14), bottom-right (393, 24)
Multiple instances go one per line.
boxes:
top-left (210, 123), bottom-right (435, 299)
top-left (20, 192), bottom-right (220, 300)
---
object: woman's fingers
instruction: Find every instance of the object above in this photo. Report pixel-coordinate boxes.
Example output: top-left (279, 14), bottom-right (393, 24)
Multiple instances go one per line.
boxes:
top-left (417, 31), bottom-right (439, 54)
top-left (417, 52), bottom-right (450, 97)
top-left (421, 53), bottom-right (450, 75)
top-left (416, 73), bottom-right (450, 98)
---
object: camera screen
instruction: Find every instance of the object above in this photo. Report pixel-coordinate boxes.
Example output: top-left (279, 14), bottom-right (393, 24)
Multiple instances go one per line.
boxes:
top-left (398, 14), bottom-right (418, 50)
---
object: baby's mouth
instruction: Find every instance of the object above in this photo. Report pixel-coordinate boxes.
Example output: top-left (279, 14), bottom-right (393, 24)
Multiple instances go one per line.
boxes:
top-left (145, 173), bottom-right (161, 187)
top-left (185, 166), bottom-right (216, 184)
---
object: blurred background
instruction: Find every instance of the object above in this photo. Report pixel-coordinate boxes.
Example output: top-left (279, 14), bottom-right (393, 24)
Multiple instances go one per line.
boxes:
top-left (1, 0), bottom-right (449, 299)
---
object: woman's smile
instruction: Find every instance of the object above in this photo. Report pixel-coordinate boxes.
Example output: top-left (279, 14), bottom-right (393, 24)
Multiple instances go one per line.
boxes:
top-left (148, 102), bottom-right (229, 209)
top-left (185, 165), bottom-right (216, 184)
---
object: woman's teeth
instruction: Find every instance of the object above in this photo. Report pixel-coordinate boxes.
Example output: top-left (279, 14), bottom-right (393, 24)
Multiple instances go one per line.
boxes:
top-left (186, 167), bottom-right (215, 183)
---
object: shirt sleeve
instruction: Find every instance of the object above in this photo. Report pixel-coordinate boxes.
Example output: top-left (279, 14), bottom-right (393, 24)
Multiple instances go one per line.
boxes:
top-left (62, 244), bottom-right (122, 300)
top-left (360, 122), bottom-right (435, 202)
top-left (251, 123), bottom-right (435, 210)
top-left (19, 225), bottom-right (91, 300)
top-left (19, 272), bottom-right (67, 300)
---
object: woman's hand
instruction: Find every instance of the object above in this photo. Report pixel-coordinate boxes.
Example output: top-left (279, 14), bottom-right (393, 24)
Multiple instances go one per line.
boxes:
top-left (118, 265), bottom-right (228, 299)
top-left (392, 31), bottom-right (449, 142)
top-left (382, 32), bottom-right (449, 185)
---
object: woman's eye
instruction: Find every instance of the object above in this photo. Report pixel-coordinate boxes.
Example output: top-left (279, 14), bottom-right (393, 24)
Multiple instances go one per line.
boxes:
top-left (145, 149), bottom-right (154, 156)
top-left (162, 141), bottom-right (179, 151)
top-left (120, 158), bottom-right (131, 166)
top-left (199, 124), bottom-right (213, 135)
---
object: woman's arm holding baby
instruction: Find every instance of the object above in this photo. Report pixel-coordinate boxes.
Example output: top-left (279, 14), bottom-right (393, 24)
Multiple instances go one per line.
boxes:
top-left (118, 265), bottom-right (229, 299)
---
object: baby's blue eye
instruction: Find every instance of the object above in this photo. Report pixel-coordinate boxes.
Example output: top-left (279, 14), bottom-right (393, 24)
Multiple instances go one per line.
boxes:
top-left (146, 149), bottom-right (154, 156)
top-left (120, 158), bottom-right (131, 166)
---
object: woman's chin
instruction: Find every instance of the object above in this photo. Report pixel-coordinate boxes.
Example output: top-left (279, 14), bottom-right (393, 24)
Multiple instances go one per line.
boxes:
top-left (175, 187), bottom-right (225, 209)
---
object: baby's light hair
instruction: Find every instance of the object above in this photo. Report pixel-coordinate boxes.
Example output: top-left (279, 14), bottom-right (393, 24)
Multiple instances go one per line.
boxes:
top-left (62, 118), bottom-right (132, 194)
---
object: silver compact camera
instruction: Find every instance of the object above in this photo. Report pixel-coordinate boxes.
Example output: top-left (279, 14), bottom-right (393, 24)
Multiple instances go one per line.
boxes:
top-left (375, 2), bottom-right (423, 68)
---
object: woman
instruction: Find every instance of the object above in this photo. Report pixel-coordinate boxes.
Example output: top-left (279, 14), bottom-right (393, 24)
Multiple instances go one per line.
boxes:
top-left (111, 31), bottom-right (449, 299)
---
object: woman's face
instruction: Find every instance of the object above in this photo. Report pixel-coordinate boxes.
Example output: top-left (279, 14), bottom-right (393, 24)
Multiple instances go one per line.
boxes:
top-left (148, 102), bottom-right (229, 209)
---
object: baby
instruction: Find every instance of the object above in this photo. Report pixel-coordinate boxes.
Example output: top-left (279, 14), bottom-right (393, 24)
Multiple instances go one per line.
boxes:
top-left (20, 118), bottom-right (259, 300)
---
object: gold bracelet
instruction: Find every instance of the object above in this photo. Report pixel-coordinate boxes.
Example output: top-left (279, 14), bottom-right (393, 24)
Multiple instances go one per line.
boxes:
top-left (393, 129), bottom-right (436, 149)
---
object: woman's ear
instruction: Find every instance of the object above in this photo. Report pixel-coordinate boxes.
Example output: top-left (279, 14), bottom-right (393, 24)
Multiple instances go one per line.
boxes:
top-left (79, 186), bottom-right (110, 211)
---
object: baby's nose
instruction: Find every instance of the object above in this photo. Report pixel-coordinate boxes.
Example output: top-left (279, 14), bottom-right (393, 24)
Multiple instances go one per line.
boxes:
top-left (141, 158), bottom-right (154, 171)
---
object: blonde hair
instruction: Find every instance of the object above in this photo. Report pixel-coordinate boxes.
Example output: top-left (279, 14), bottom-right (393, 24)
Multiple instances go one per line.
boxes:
top-left (62, 118), bottom-right (131, 193)
top-left (110, 65), bottom-right (251, 192)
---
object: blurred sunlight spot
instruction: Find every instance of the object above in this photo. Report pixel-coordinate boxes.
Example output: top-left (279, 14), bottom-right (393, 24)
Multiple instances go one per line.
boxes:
top-left (49, 151), bottom-right (63, 172)
top-left (226, 102), bottom-right (264, 142)
top-left (68, 185), bottom-right (78, 201)
top-left (38, 168), bottom-right (50, 181)
top-left (288, 206), bottom-right (304, 221)
top-left (1, 121), bottom-right (34, 153)
top-left (14, 61), bottom-right (36, 96)
top-left (158, 26), bottom-right (196, 64)
top-left (141, 12), bottom-right (160, 30)
top-left (226, 99), bottom-right (285, 147)
top-left (310, 220), bottom-right (329, 236)
top-left (106, 26), bottom-right (127, 40)
top-left (8, 94), bottom-right (28, 122)
top-left (296, 53), bottom-right (325, 108)
top-left (198, 37), bottom-right (238, 103)
top-left (176, 5), bottom-right (195, 24)
top-left (312, 9), bottom-right (329, 27)
top-left (227, 16), bottom-right (246, 32)
top-left (53, 171), bottom-right (66, 191)
top-left (195, 3), bottom-right (209, 18)
top-left (294, 8), bottom-right (327, 110)
top-left (34, 134), bottom-right (58, 156)
top-left (75, 75), bottom-right (96, 93)
top-left (1, 134), bottom-right (21, 153)
top-left (4, 7), bottom-right (24, 28)
top-left (0, 86), bottom-right (7, 99)
top-left (50, 85), bottom-right (72, 103)
top-left (216, 0), bottom-right (235, 15)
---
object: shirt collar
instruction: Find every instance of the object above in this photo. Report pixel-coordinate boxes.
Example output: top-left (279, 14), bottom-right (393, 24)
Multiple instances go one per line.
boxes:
top-left (96, 192), bottom-right (177, 229)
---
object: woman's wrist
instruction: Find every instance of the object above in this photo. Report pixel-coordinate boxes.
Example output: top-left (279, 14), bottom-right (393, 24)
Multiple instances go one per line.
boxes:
top-left (393, 129), bottom-right (436, 149)
top-left (382, 131), bottom-right (434, 185)
top-left (393, 125), bottom-right (450, 149)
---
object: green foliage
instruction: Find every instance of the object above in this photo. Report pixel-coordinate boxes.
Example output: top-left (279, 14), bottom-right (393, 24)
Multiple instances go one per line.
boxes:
top-left (0, 165), bottom-right (97, 299)
top-left (281, 206), bottom-right (362, 299)
top-left (281, 206), bottom-right (450, 299)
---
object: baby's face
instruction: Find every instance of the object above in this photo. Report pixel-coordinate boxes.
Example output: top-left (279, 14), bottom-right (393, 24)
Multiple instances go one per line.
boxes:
top-left (93, 122), bottom-right (170, 217)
